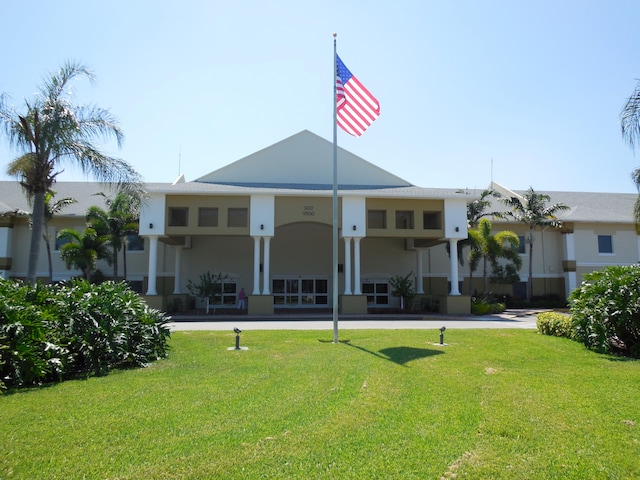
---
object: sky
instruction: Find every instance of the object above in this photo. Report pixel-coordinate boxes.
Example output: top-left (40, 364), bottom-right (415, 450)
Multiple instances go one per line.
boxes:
top-left (2, 0), bottom-right (640, 194)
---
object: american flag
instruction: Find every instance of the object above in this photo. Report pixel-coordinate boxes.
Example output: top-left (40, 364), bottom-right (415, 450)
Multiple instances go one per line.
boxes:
top-left (336, 55), bottom-right (380, 136)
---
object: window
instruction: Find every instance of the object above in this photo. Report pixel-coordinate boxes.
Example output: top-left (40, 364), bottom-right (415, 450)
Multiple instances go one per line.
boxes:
top-left (423, 211), bottom-right (441, 230)
top-left (517, 235), bottom-right (526, 254)
top-left (55, 230), bottom-right (72, 251)
top-left (362, 281), bottom-right (389, 306)
top-left (168, 207), bottom-right (188, 227)
top-left (127, 234), bottom-right (145, 252)
top-left (198, 207), bottom-right (218, 227)
top-left (598, 235), bottom-right (613, 254)
top-left (209, 281), bottom-right (237, 306)
top-left (395, 211), bottom-right (414, 229)
top-left (272, 277), bottom-right (328, 306)
top-left (227, 208), bottom-right (248, 228)
top-left (368, 210), bottom-right (386, 229)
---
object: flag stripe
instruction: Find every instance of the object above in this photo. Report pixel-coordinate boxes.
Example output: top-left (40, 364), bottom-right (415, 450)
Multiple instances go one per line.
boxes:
top-left (335, 55), bottom-right (379, 137)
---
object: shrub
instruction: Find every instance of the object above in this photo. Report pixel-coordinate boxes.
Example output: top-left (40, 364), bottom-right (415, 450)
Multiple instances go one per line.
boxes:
top-left (0, 278), bottom-right (171, 390)
top-left (471, 297), bottom-right (505, 315)
top-left (536, 312), bottom-right (575, 339)
top-left (569, 265), bottom-right (640, 357)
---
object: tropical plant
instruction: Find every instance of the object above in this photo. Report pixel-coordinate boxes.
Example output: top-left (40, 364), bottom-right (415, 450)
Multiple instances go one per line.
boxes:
top-left (467, 218), bottom-right (522, 295)
top-left (0, 277), bottom-right (170, 388)
top-left (570, 265), bottom-right (640, 358)
top-left (187, 271), bottom-right (229, 312)
top-left (500, 187), bottom-right (569, 301)
top-left (42, 191), bottom-right (77, 283)
top-left (0, 61), bottom-right (143, 284)
top-left (619, 81), bottom-right (640, 225)
top-left (86, 191), bottom-right (141, 280)
top-left (455, 188), bottom-right (505, 293)
top-left (466, 189), bottom-right (505, 228)
top-left (57, 227), bottom-right (111, 282)
top-left (389, 272), bottom-right (416, 312)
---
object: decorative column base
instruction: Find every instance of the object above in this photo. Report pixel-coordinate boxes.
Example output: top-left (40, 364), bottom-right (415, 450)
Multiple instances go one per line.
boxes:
top-left (339, 295), bottom-right (368, 314)
top-left (438, 295), bottom-right (471, 315)
top-left (248, 295), bottom-right (274, 315)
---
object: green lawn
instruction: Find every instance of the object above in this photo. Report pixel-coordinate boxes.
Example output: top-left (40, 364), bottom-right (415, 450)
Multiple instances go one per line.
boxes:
top-left (2, 329), bottom-right (639, 479)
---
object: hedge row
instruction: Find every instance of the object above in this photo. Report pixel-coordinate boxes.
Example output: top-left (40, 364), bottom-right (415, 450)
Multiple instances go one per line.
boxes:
top-left (0, 278), bottom-right (171, 390)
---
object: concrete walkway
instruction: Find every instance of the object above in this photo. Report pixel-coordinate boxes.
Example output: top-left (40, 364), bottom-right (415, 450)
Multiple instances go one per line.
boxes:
top-left (167, 309), bottom-right (542, 331)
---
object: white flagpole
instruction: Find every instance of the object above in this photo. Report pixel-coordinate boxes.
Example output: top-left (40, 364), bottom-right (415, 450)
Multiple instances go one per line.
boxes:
top-left (332, 33), bottom-right (339, 343)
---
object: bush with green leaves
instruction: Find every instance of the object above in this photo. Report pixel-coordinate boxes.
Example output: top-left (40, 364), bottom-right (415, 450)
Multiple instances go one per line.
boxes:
top-left (536, 311), bottom-right (575, 339)
top-left (471, 297), bottom-right (506, 315)
top-left (569, 265), bottom-right (640, 357)
top-left (0, 278), bottom-right (170, 390)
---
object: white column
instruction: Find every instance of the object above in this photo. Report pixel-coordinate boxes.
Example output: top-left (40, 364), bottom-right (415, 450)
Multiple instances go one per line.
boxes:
top-left (564, 232), bottom-right (577, 298)
top-left (448, 239), bottom-right (461, 295)
top-left (253, 236), bottom-right (261, 295)
top-left (262, 236), bottom-right (271, 295)
top-left (173, 245), bottom-right (183, 294)
top-left (353, 237), bottom-right (362, 295)
top-left (343, 237), bottom-right (352, 294)
top-left (146, 235), bottom-right (159, 295)
top-left (415, 248), bottom-right (424, 294)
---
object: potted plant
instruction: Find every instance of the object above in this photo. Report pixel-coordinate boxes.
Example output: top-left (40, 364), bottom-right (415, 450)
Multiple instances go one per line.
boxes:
top-left (187, 271), bottom-right (228, 313)
top-left (389, 272), bottom-right (416, 312)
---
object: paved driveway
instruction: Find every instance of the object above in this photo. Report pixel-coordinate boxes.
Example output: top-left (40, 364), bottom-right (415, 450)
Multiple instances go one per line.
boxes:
top-left (167, 309), bottom-right (541, 331)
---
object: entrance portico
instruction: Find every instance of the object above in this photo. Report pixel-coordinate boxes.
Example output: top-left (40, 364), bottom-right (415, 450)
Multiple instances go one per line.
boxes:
top-left (140, 131), bottom-right (471, 315)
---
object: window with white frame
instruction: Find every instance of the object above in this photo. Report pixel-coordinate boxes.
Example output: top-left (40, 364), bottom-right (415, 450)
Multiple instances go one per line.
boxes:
top-left (208, 281), bottom-right (237, 306)
top-left (597, 235), bottom-right (613, 254)
top-left (362, 281), bottom-right (389, 306)
top-left (127, 234), bottom-right (145, 252)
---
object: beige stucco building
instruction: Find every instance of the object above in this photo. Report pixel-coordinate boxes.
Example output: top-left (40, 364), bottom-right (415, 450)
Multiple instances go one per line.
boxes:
top-left (1, 131), bottom-right (638, 315)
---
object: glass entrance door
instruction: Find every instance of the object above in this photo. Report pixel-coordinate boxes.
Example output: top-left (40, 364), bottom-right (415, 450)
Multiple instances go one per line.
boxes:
top-left (272, 277), bottom-right (328, 307)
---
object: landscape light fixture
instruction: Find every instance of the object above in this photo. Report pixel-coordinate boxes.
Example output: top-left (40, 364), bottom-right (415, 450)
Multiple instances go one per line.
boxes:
top-left (439, 326), bottom-right (446, 345)
top-left (234, 327), bottom-right (242, 350)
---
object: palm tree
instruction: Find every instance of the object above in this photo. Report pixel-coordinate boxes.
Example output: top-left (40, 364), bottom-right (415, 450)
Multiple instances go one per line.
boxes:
top-left (620, 81), bottom-right (640, 224)
top-left (462, 188), bottom-right (506, 293)
top-left (43, 191), bottom-right (77, 283)
top-left (500, 187), bottom-right (569, 301)
top-left (466, 189), bottom-right (505, 228)
top-left (0, 61), bottom-right (143, 284)
top-left (468, 218), bottom-right (522, 295)
top-left (57, 227), bottom-right (111, 283)
top-left (86, 192), bottom-right (140, 281)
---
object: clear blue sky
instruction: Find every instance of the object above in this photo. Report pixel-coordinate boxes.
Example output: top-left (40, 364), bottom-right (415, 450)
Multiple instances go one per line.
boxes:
top-left (2, 0), bottom-right (640, 193)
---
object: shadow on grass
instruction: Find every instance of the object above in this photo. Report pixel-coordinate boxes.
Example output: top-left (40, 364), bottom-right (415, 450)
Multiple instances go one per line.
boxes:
top-left (347, 343), bottom-right (444, 366)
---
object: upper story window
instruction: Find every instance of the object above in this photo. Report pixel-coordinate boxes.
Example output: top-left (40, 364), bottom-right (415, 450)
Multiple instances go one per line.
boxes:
top-left (423, 211), bottom-right (441, 230)
top-left (367, 210), bottom-right (386, 229)
top-left (168, 207), bottom-right (188, 227)
top-left (598, 235), bottom-right (613, 254)
top-left (395, 210), bottom-right (414, 229)
top-left (198, 207), bottom-right (219, 227)
top-left (228, 208), bottom-right (248, 228)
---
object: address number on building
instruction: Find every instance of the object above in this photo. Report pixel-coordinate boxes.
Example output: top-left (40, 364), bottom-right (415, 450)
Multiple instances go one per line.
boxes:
top-left (302, 205), bottom-right (315, 216)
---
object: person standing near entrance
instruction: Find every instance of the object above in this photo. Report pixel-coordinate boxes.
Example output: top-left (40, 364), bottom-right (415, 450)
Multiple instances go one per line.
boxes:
top-left (237, 287), bottom-right (246, 311)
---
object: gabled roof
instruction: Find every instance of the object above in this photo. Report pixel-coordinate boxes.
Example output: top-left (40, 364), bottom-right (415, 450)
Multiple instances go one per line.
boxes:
top-left (489, 189), bottom-right (638, 223)
top-left (195, 130), bottom-right (412, 189)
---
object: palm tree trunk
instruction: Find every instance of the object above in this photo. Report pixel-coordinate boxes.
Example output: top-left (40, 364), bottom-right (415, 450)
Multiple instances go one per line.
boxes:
top-left (527, 226), bottom-right (534, 302)
top-left (112, 246), bottom-right (118, 280)
top-left (44, 232), bottom-right (53, 284)
top-left (27, 191), bottom-right (46, 285)
top-left (122, 243), bottom-right (128, 281)
top-left (483, 257), bottom-right (488, 294)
